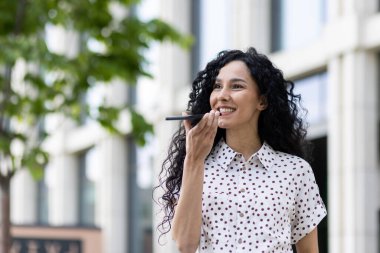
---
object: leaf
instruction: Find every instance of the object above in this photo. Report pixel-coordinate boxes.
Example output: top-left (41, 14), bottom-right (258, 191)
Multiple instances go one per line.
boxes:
top-left (28, 165), bottom-right (44, 181)
top-left (0, 1), bottom-right (17, 35)
top-left (146, 19), bottom-right (193, 49)
top-left (22, 147), bottom-right (49, 180)
top-left (0, 0), bottom-right (189, 180)
top-left (0, 135), bottom-right (11, 155)
top-left (130, 109), bottom-right (153, 146)
top-left (117, 0), bottom-right (141, 5)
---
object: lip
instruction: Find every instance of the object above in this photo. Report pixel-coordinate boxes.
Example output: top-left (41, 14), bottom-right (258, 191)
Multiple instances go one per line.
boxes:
top-left (217, 106), bottom-right (236, 116)
top-left (217, 106), bottom-right (236, 110)
top-left (220, 112), bottom-right (233, 117)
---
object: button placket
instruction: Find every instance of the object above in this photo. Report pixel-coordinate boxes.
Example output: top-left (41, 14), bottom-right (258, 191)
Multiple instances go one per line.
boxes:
top-left (236, 158), bottom-right (247, 249)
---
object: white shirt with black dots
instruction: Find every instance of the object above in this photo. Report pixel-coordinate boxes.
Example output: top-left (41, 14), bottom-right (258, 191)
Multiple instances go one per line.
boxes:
top-left (199, 139), bottom-right (327, 253)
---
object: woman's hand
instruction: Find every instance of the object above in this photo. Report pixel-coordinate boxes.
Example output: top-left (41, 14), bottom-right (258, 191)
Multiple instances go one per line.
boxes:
top-left (183, 110), bottom-right (220, 163)
top-left (171, 110), bottom-right (220, 253)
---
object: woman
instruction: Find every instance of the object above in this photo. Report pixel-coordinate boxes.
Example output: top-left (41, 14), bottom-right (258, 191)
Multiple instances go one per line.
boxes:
top-left (156, 47), bottom-right (327, 253)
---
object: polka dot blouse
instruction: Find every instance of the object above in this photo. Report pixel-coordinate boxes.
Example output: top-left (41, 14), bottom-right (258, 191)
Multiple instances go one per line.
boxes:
top-left (199, 139), bottom-right (327, 253)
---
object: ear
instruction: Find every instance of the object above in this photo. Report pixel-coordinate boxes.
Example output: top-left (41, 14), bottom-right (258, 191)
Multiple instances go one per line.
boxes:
top-left (258, 95), bottom-right (268, 111)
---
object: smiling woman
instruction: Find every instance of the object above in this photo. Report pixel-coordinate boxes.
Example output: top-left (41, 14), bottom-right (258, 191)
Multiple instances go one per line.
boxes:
top-left (155, 47), bottom-right (327, 253)
top-left (210, 61), bottom-right (266, 134)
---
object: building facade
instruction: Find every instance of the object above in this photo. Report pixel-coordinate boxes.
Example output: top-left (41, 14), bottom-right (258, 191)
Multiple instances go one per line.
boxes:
top-left (5, 0), bottom-right (380, 253)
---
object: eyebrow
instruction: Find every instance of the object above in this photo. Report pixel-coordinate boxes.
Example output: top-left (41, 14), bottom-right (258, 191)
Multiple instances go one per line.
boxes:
top-left (215, 78), bottom-right (247, 83)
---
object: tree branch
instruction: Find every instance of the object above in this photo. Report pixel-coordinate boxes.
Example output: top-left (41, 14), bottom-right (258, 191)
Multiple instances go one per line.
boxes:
top-left (14, 0), bottom-right (27, 35)
top-left (0, 0), bottom-right (26, 140)
top-left (0, 0), bottom-right (27, 157)
top-left (0, 65), bottom-right (12, 146)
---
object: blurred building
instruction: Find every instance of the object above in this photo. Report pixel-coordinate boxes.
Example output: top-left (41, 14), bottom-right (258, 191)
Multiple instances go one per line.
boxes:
top-left (7, 0), bottom-right (380, 253)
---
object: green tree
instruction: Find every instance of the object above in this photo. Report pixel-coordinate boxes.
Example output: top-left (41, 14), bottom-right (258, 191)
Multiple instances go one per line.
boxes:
top-left (0, 0), bottom-right (191, 252)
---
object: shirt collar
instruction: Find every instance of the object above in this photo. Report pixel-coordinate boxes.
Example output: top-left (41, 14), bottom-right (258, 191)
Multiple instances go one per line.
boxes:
top-left (255, 142), bottom-right (277, 171)
top-left (210, 139), bottom-right (277, 171)
top-left (210, 139), bottom-right (237, 171)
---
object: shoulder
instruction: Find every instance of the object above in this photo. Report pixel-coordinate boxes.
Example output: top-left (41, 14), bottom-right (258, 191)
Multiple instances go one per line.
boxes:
top-left (274, 149), bottom-right (312, 174)
top-left (259, 142), bottom-right (310, 173)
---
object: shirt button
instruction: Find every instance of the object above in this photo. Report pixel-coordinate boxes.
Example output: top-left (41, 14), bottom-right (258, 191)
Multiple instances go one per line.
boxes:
top-left (239, 188), bottom-right (245, 193)
top-left (239, 212), bottom-right (244, 217)
top-left (238, 238), bottom-right (243, 244)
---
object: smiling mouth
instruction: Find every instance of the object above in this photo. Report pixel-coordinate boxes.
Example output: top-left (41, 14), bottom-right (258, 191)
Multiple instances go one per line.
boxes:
top-left (218, 107), bottom-right (236, 115)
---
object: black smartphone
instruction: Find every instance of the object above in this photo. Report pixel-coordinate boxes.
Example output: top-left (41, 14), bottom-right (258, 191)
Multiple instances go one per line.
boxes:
top-left (165, 114), bottom-right (204, 121)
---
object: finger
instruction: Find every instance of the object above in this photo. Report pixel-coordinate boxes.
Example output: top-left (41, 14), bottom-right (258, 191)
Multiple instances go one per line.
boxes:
top-left (204, 111), bottom-right (219, 138)
top-left (196, 111), bottom-right (215, 140)
top-left (213, 111), bottom-right (220, 128)
top-left (205, 110), bottom-right (219, 131)
top-left (182, 112), bottom-right (192, 134)
top-left (206, 110), bottom-right (215, 126)
top-left (191, 112), bottom-right (209, 133)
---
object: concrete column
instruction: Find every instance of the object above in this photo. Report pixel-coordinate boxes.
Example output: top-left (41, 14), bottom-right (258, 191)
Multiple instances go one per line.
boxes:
top-left (327, 0), bottom-right (343, 20)
top-left (329, 50), bottom-right (379, 253)
top-left (327, 56), bottom-right (344, 253)
top-left (153, 1), bottom-right (191, 253)
top-left (346, 52), bottom-right (378, 253)
top-left (233, 0), bottom-right (271, 53)
top-left (49, 154), bottom-right (79, 225)
top-left (341, 52), bottom-right (357, 253)
top-left (349, 0), bottom-right (379, 16)
top-left (158, 0), bottom-right (191, 114)
top-left (10, 170), bottom-right (37, 224)
top-left (98, 137), bottom-right (128, 253)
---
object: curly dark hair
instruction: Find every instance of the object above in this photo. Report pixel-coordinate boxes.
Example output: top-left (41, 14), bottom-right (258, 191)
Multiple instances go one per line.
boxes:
top-left (154, 47), bottom-right (310, 239)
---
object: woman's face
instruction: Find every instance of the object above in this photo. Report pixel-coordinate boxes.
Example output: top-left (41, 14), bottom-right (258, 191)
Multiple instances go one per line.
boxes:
top-left (209, 60), bottom-right (266, 130)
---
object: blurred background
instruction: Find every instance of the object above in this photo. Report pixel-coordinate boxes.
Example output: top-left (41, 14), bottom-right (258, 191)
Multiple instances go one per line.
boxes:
top-left (1, 0), bottom-right (380, 253)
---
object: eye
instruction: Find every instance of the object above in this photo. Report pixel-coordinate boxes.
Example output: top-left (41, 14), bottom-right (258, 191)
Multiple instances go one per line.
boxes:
top-left (232, 83), bottom-right (244, 89)
top-left (213, 83), bottom-right (222, 89)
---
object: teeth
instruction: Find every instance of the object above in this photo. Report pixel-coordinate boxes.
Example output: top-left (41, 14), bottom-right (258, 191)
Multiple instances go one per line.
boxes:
top-left (219, 108), bottom-right (235, 113)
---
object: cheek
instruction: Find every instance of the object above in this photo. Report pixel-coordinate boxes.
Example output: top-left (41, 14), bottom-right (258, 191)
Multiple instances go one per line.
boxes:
top-left (209, 92), bottom-right (217, 107)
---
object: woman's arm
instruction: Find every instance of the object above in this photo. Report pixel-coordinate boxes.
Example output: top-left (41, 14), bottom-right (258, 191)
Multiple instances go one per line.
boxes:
top-left (295, 228), bottom-right (319, 253)
top-left (171, 158), bottom-right (204, 253)
top-left (171, 111), bottom-right (219, 253)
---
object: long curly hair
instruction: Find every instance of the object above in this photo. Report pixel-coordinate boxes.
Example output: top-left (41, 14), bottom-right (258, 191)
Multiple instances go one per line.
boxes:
top-left (154, 47), bottom-right (310, 239)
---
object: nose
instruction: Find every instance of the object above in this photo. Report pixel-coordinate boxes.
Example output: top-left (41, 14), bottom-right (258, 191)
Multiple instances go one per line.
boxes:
top-left (217, 87), bottom-right (231, 101)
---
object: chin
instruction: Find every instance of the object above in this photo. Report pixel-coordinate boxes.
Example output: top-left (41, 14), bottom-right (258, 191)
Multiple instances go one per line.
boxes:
top-left (218, 121), bottom-right (229, 129)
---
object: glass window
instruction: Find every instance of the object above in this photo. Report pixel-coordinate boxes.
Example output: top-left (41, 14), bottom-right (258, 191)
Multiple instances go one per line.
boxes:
top-left (191, 0), bottom-right (201, 78)
top-left (127, 136), bottom-right (155, 253)
top-left (199, 0), bottom-right (233, 68)
top-left (293, 72), bottom-right (328, 125)
top-left (36, 166), bottom-right (51, 225)
top-left (192, 0), bottom-right (233, 71)
top-left (79, 84), bottom-right (107, 125)
top-left (271, 0), bottom-right (327, 52)
top-left (36, 120), bottom-right (50, 225)
top-left (78, 148), bottom-right (98, 226)
top-left (127, 2), bottom-right (157, 250)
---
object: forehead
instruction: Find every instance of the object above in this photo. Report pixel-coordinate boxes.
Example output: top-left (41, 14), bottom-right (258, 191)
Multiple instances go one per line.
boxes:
top-left (217, 60), bottom-right (252, 80)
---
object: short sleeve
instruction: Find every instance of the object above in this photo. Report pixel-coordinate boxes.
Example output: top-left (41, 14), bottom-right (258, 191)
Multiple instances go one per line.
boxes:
top-left (291, 161), bottom-right (327, 244)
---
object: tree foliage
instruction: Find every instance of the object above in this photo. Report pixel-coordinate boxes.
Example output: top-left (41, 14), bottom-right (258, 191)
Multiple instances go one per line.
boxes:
top-left (0, 1), bottom-right (191, 250)
top-left (0, 0), bottom-right (191, 179)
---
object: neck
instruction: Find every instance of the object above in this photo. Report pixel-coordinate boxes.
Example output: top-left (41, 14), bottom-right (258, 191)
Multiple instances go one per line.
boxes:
top-left (225, 129), bottom-right (262, 161)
